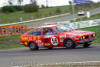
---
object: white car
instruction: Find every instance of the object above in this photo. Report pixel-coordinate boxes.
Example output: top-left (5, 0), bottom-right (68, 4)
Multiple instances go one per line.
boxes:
top-left (78, 11), bottom-right (85, 16)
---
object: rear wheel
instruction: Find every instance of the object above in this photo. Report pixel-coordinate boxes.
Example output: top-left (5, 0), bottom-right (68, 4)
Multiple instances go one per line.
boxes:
top-left (29, 42), bottom-right (39, 51)
top-left (83, 42), bottom-right (91, 48)
top-left (64, 39), bottom-right (76, 49)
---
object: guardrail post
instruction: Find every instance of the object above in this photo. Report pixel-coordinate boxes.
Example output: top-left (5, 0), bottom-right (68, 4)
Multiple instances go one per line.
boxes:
top-left (20, 17), bottom-right (23, 21)
top-left (98, 22), bottom-right (100, 37)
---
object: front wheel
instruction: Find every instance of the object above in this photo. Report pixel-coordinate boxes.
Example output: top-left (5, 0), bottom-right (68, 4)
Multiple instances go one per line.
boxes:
top-left (83, 42), bottom-right (91, 48)
top-left (29, 42), bottom-right (39, 51)
top-left (64, 39), bottom-right (76, 49)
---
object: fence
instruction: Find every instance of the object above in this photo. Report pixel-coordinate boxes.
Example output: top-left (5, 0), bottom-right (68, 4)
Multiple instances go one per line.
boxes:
top-left (44, 19), bottom-right (100, 29)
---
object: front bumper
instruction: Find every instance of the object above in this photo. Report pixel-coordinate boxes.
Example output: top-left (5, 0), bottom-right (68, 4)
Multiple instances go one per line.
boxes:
top-left (76, 37), bottom-right (97, 45)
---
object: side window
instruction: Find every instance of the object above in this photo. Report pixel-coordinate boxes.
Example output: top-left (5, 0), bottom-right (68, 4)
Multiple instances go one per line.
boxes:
top-left (43, 28), bottom-right (57, 35)
top-left (28, 29), bottom-right (41, 36)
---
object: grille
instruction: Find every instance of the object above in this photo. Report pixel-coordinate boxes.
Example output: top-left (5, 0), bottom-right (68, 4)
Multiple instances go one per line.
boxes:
top-left (85, 34), bottom-right (94, 39)
top-left (85, 36), bottom-right (89, 39)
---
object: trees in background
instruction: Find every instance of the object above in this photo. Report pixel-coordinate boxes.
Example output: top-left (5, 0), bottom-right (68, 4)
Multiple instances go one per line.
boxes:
top-left (18, 0), bottom-right (23, 5)
top-left (23, 4), bottom-right (39, 13)
top-left (30, 0), bottom-right (37, 5)
top-left (8, 0), bottom-right (14, 6)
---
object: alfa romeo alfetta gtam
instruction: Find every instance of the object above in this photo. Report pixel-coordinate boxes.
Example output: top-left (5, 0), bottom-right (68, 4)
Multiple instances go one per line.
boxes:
top-left (20, 25), bottom-right (96, 51)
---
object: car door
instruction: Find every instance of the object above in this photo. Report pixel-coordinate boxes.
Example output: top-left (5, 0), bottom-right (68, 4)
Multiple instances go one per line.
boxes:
top-left (41, 28), bottom-right (60, 47)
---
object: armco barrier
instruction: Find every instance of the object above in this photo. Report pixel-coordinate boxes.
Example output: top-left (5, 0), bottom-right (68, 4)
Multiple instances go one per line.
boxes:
top-left (0, 25), bottom-right (28, 37)
top-left (44, 19), bottom-right (100, 29)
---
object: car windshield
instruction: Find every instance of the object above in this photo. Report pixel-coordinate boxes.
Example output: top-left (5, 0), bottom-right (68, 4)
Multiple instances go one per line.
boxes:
top-left (54, 25), bottom-right (74, 33)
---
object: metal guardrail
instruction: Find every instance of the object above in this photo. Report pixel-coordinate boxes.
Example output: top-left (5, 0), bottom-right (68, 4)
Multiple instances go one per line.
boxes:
top-left (45, 19), bottom-right (100, 29)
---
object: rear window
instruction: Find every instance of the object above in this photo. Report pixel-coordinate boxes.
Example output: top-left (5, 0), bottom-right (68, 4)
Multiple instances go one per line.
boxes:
top-left (27, 29), bottom-right (41, 36)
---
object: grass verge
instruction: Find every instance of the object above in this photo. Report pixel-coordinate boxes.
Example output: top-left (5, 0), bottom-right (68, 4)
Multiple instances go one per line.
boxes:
top-left (0, 35), bottom-right (24, 50)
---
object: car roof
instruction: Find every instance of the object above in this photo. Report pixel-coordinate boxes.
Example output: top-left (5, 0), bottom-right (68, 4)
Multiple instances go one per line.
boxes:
top-left (38, 25), bottom-right (58, 28)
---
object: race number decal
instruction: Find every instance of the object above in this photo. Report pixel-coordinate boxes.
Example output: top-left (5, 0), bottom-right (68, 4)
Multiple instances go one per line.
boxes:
top-left (51, 37), bottom-right (58, 46)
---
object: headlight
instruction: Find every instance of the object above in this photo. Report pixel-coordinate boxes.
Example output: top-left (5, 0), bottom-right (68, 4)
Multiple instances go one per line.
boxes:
top-left (80, 36), bottom-right (85, 40)
top-left (93, 34), bottom-right (95, 37)
top-left (83, 36), bottom-right (85, 39)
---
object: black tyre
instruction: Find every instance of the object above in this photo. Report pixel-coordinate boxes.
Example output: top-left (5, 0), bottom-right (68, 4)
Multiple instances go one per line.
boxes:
top-left (29, 42), bottom-right (39, 51)
top-left (48, 47), bottom-right (53, 49)
top-left (64, 39), bottom-right (76, 49)
top-left (83, 42), bottom-right (91, 48)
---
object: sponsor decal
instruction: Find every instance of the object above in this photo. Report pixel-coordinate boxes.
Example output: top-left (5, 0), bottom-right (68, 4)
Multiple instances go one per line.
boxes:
top-left (44, 38), bottom-right (49, 42)
top-left (38, 43), bottom-right (44, 47)
top-left (59, 37), bottom-right (63, 42)
top-left (37, 36), bottom-right (41, 40)
top-left (33, 36), bottom-right (36, 40)
top-left (59, 35), bottom-right (66, 42)
top-left (29, 37), bottom-right (32, 40)
top-left (60, 40), bottom-right (63, 42)
top-left (24, 42), bottom-right (28, 46)
top-left (38, 42), bottom-right (44, 47)
top-left (38, 42), bottom-right (43, 45)
top-left (36, 40), bottom-right (42, 43)
top-left (22, 37), bottom-right (28, 41)
top-left (45, 43), bottom-right (51, 46)
top-left (60, 35), bottom-right (66, 37)
top-left (51, 37), bottom-right (58, 46)
top-left (38, 45), bottom-right (44, 47)
top-left (44, 35), bottom-right (51, 38)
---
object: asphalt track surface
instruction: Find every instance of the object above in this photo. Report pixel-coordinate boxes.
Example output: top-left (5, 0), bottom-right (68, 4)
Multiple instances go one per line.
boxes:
top-left (0, 44), bottom-right (100, 67)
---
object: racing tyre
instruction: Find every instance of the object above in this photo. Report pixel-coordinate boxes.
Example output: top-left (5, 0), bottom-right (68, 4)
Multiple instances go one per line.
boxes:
top-left (48, 47), bottom-right (53, 49)
top-left (64, 39), bottom-right (76, 49)
top-left (29, 42), bottom-right (39, 51)
top-left (83, 42), bottom-right (91, 48)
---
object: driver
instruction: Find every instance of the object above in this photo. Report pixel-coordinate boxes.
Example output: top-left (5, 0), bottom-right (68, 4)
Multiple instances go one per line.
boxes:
top-left (46, 29), bottom-right (53, 35)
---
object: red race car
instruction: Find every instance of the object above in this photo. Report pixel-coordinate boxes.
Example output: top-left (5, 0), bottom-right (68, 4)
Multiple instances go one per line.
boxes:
top-left (20, 25), bottom-right (96, 51)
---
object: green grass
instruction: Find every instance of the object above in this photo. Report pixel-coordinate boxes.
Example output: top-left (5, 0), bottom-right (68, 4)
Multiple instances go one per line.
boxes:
top-left (80, 26), bottom-right (100, 43)
top-left (0, 35), bottom-right (24, 49)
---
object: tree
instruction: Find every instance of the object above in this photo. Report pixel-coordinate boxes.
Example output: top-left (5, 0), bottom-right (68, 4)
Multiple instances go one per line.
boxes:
top-left (69, 1), bottom-right (72, 11)
top-left (18, 0), bottom-right (23, 5)
top-left (41, 4), bottom-right (45, 8)
top-left (30, 0), bottom-right (37, 5)
top-left (69, 1), bottom-right (72, 6)
top-left (8, 0), bottom-right (14, 6)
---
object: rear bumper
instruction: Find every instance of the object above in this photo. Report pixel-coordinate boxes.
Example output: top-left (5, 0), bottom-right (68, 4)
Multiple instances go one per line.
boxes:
top-left (21, 43), bottom-right (24, 45)
top-left (76, 37), bottom-right (97, 45)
